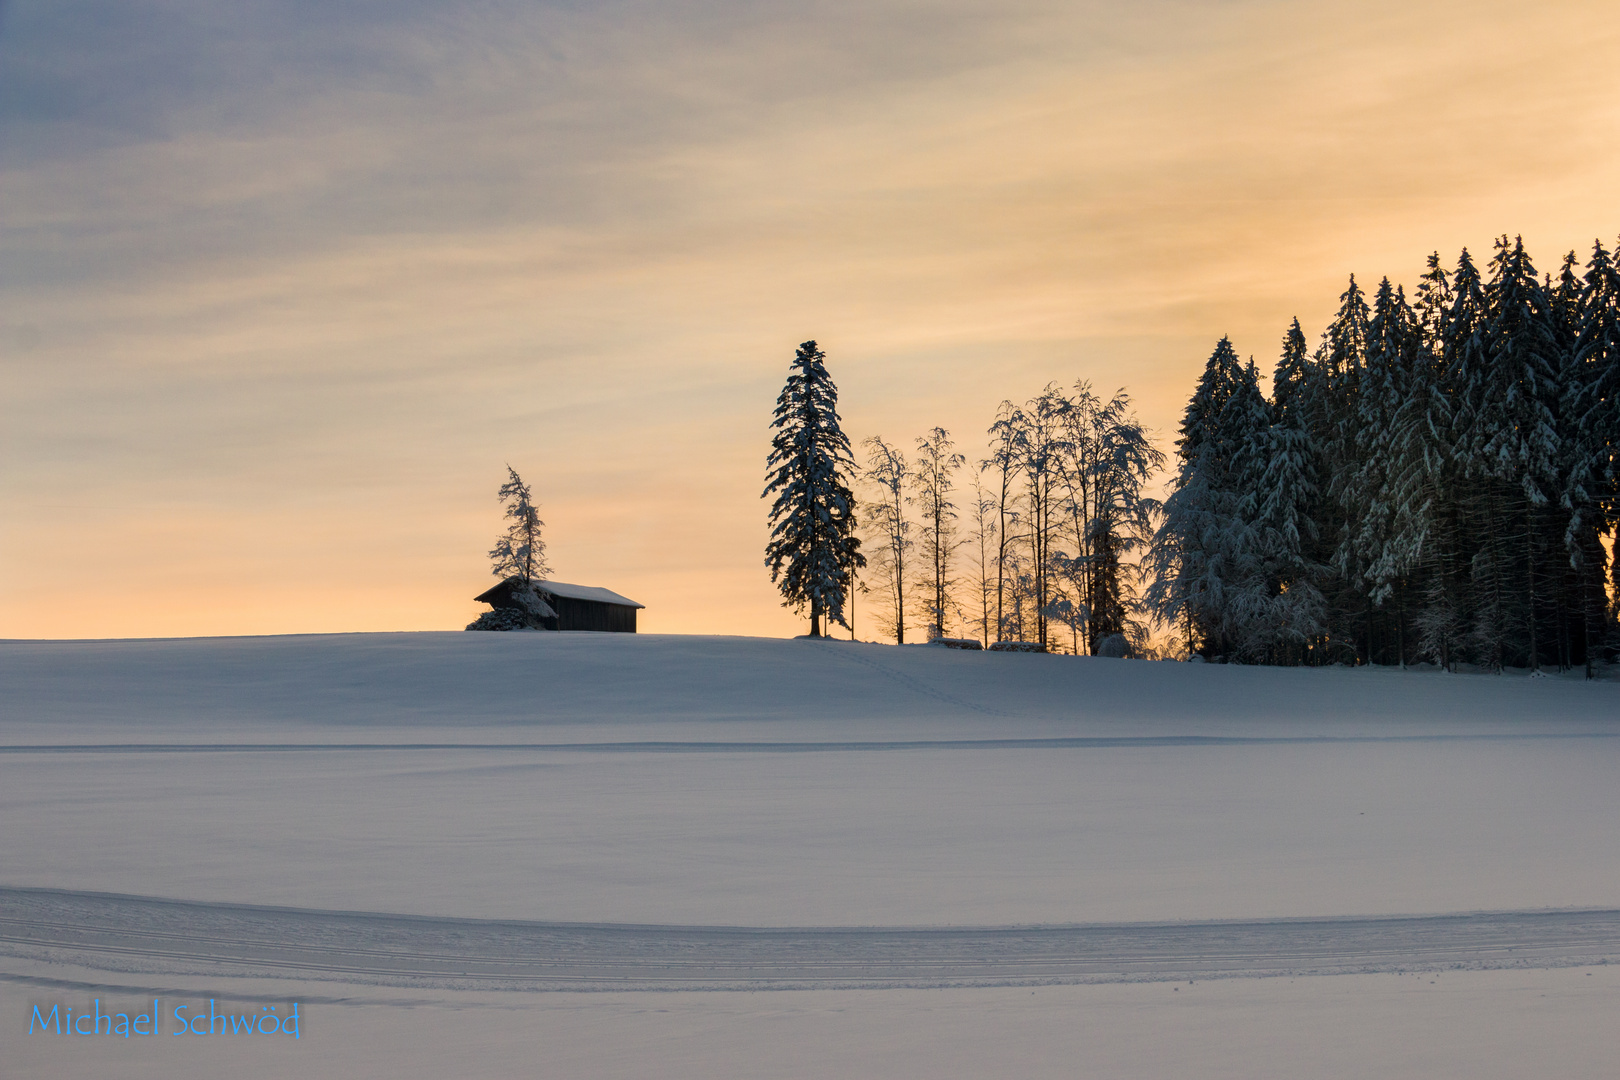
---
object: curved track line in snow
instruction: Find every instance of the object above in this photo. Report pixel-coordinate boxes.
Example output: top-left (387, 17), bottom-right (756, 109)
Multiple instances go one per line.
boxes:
top-left (3, 734), bottom-right (1618, 754)
top-left (4, 889), bottom-right (1617, 992)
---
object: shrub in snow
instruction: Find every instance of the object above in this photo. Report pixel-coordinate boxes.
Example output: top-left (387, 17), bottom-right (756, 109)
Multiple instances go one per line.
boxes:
top-left (466, 580), bottom-right (558, 632)
top-left (988, 641), bottom-right (1046, 653)
top-left (933, 638), bottom-right (984, 651)
top-left (465, 608), bottom-right (530, 632)
top-left (1096, 633), bottom-right (1130, 658)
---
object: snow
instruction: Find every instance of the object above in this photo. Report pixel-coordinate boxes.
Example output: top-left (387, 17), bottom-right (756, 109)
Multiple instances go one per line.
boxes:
top-left (4, 733), bottom-right (1619, 926)
top-left (4, 968), bottom-right (1617, 1080)
top-left (534, 579), bottom-right (643, 608)
top-left (2, 631), bottom-right (1611, 742)
top-left (2, 632), bottom-right (1617, 1077)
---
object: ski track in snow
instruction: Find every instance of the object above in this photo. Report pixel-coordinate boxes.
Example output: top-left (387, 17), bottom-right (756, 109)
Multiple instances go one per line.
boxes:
top-left (3, 889), bottom-right (1617, 993)
top-left (5, 733), bottom-right (1618, 754)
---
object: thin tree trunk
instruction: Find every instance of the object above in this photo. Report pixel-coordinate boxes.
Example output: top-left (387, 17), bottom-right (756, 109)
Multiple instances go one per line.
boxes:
top-left (1365, 598), bottom-right (1373, 666)
top-left (995, 492), bottom-right (1005, 642)
top-left (1526, 501), bottom-right (1539, 672)
top-left (1396, 581), bottom-right (1406, 669)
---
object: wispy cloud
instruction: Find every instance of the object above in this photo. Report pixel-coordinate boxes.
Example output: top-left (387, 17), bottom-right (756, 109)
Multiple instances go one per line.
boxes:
top-left (3, 0), bottom-right (1618, 636)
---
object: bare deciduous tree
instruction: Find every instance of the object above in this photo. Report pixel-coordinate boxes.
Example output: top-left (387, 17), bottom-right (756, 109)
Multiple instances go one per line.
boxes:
top-left (966, 467), bottom-right (999, 647)
top-left (910, 427), bottom-right (965, 640)
top-left (861, 436), bottom-right (911, 644)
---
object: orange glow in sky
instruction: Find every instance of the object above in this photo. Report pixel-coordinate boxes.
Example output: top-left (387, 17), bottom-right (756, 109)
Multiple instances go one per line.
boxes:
top-left (3, 0), bottom-right (1618, 638)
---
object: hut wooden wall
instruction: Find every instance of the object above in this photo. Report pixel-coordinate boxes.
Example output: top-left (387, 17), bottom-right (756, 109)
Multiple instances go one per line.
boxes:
top-left (551, 596), bottom-right (637, 633)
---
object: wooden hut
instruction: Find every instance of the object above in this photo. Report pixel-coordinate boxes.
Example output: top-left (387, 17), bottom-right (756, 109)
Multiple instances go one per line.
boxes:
top-left (474, 578), bottom-right (644, 633)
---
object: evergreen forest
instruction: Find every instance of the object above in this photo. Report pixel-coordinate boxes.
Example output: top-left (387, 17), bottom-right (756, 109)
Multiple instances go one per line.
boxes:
top-left (1150, 235), bottom-right (1620, 673)
top-left (774, 235), bottom-right (1619, 674)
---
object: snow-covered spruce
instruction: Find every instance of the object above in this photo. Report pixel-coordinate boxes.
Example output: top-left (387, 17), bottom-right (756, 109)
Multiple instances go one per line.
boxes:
top-left (1147, 235), bottom-right (1620, 673)
top-left (489, 465), bottom-right (550, 586)
top-left (762, 340), bottom-right (865, 637)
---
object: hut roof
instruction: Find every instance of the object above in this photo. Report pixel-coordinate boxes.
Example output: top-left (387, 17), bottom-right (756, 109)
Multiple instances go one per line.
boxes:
top-left (533, 579), bottom-right (644, 608)
top-left (475, 578), bottom-right (644, 609)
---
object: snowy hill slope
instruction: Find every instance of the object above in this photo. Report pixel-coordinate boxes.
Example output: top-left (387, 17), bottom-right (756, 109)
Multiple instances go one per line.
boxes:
top-left (1, 631), bottom-right (1613, 742)
top-left (2, 632), bottom-right (1617, 927)
top-left (3, 630), bottom-right (1620, 1080)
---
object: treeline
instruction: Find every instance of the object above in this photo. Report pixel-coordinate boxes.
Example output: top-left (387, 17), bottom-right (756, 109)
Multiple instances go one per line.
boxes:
top-left (1149, 235), bottom-right (1620, 673)
top-left (858, 385), bottom-right (1162, 654)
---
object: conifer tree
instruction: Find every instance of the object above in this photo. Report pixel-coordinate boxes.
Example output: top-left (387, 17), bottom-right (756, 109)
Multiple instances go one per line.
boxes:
top-left (1436, 248), bottom-right (1497, 666)
top-left (1273, 317), bottom-right (1336, 661)
top-left (763, 341), bottom-right (865, 636)
top-left (1549, 250), bottom-right (1588, 670)
top-left (1397, 255), bottom-right (1464, 668)
top-left (1316, 276), bottom-right (1372, 660)
top-left (1346, 280), bottom-right (1423, 661)
top-left (1442, 249), bottom-right (1491, 445)
top-left (1568, 239), bottom-right (1620, 672)
top-left (490, 465), bottom-right (550, 585)
top-left (1239, 325), bottom-right (1328, 662)
top-left (1349, 281), bottom-right (1414, 602)
top-left (1272, 318), bottom-right (1314, 425)
top-left (1476, 237), bottom-right (1562, 669)
top-left (1148, 234), bottom-right (1618, 670)
top-left (1413, 252), bottom-right (1454, 345)
top-left (1147, 337), bottom-right (1259, 657)
top-left (1218, 358), bottom-right (1288, 659)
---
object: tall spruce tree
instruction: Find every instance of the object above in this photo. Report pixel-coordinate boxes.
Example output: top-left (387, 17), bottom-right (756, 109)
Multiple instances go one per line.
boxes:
top-left (763, 341), bottom-right (865, 636)
top-left (1398, 254), bottom-right (1464, 668)
top-left (1442, 249), bottom-right (1498, 665)
top-left (1475, 237), bottom-right (1562, 669)
top-left (1320, 275), bottom-right (1372, 661)
top-left (1349, 281), bottom-right (1414, 604)
top-left (1147, 337), bottom-right (1260, 658)
top-left (1218, 357), bottom-right (1290, 659)
top-left (1568, 239), bottom-right (1620, 672)
top-left (1272, 318), bottom-right (1314, 425)
top-left (1350, 280), bottom-right (1423, 662)
top-left (1548, 251), bottom-right (1589, 671)
top-left (1239, 325), bottom-right (1327, 662)
top-left (1274, 317), bottom-right (1336, 661)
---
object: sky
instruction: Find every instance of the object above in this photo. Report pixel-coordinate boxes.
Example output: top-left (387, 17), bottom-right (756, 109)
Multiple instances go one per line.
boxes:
top-left (2, 0), bottom-right (1618, 640)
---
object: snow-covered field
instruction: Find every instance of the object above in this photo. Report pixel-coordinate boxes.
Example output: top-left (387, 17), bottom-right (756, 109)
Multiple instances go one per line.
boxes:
top-left (3, 632), bottom-right (1618, 1078)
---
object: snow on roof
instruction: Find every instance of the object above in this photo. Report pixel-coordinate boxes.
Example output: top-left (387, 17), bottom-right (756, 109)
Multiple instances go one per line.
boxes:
top-left (536, 580), bottom-right (644, 609)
